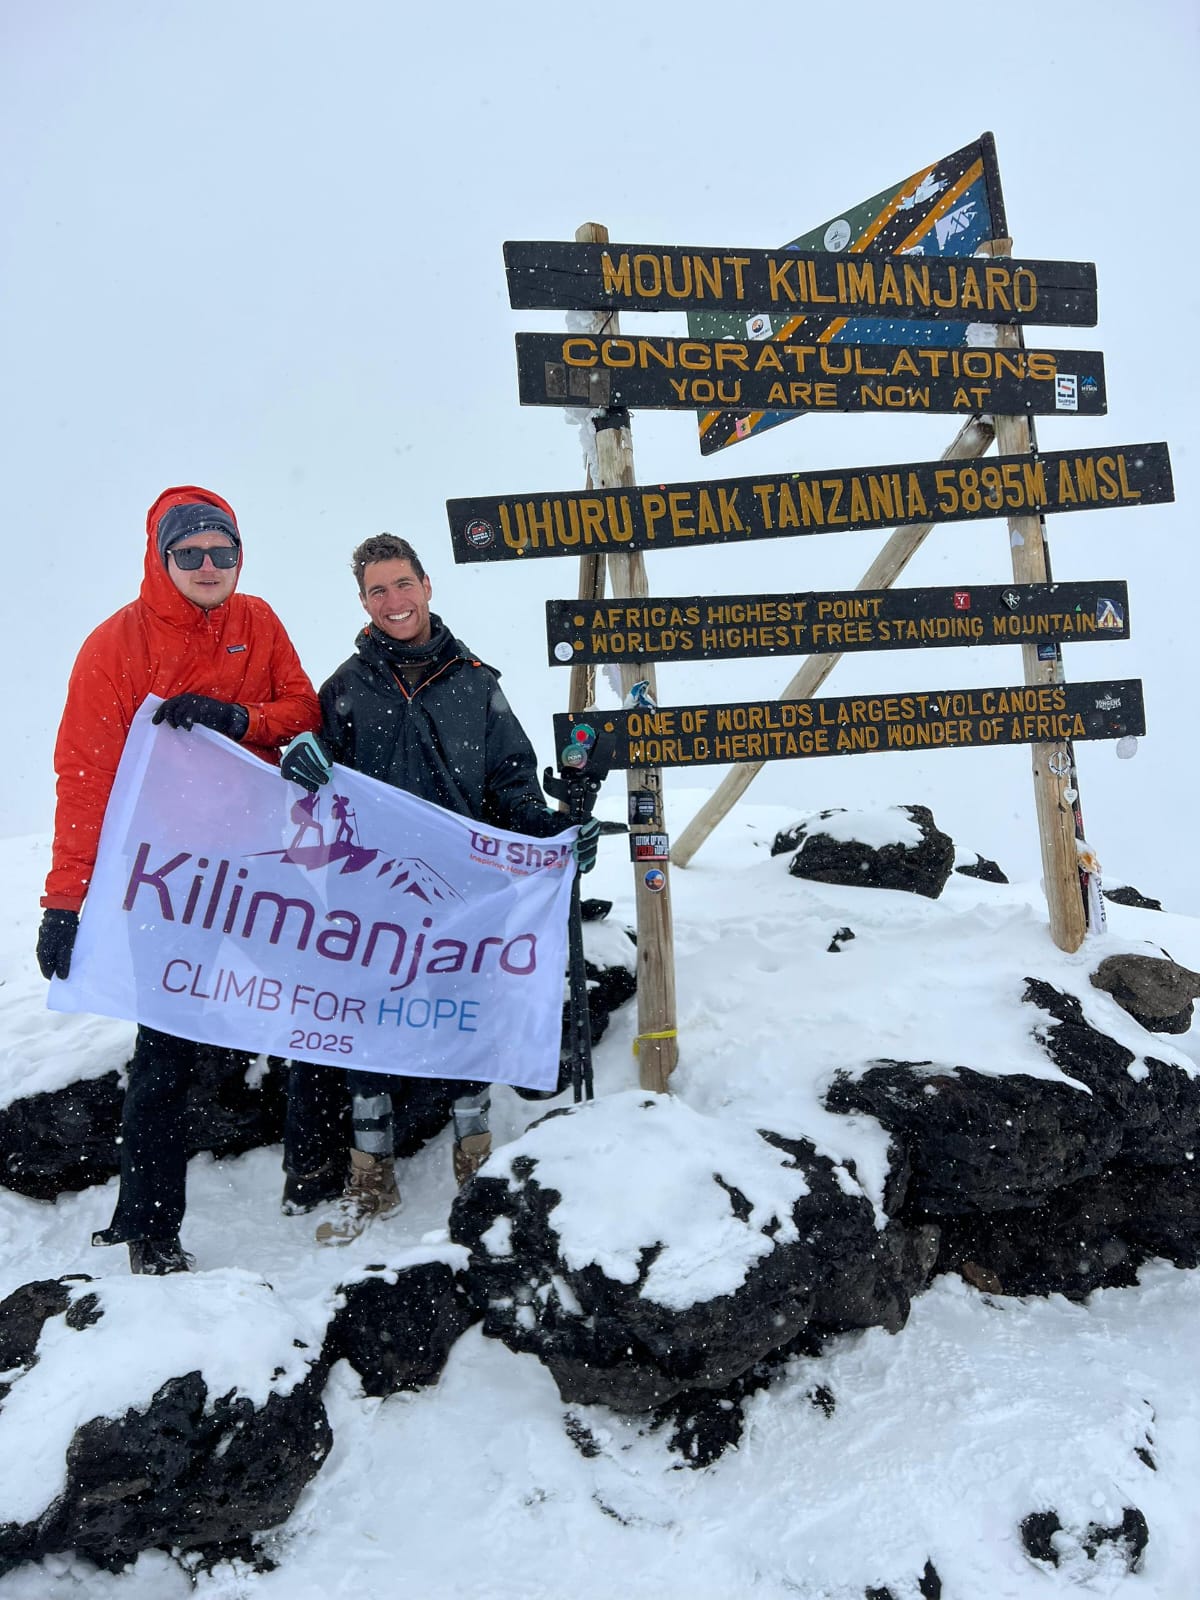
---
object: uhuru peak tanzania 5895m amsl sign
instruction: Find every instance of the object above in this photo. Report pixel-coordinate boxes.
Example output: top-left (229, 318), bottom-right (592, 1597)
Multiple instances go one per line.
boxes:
top-left (447, 443), bottom-right (1169, 563)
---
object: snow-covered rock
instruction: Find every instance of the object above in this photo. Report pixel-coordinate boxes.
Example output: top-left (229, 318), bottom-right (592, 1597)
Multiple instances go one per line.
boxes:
top-left (449, 1090), bottom-right (937, 1412)
top-left (0, 1271), bottom-right (329, 1575)
top-left (826, 978), bottom-right (1200, 1297)
top-left (0, 1048), bottom-right (287, 1202)
top-left (323, 1247), bottom-right (476, 1397)
top-left (772, 804), bottom-right (955, 900)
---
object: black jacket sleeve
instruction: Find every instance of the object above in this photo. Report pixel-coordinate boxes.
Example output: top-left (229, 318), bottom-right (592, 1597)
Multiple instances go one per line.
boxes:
top-left (481, 682), bottom-right (564, 837)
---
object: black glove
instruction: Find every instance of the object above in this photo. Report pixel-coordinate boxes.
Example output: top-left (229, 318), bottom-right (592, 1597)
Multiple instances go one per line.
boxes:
top-left (153, 694), bottom-right (249, 739)
top-left (37, 909), bottom-right (79, 980)
top-left (281, 730), bottom-right (333, 792)
top-left (572, 816), bottom-right (601, 874)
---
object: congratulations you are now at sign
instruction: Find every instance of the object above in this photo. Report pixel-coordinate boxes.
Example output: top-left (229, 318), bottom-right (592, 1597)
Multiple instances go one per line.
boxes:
top-left (50, 703), bottom-right (577, 1092)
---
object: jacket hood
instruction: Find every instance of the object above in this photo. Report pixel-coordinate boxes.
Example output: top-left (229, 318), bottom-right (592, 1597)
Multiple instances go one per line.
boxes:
top-left (141, 485), bottom-right (243, 622)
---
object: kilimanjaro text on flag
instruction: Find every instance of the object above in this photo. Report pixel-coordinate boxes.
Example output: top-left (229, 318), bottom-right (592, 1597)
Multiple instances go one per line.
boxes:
top-left (49, 702), bottom-right (577, 1092)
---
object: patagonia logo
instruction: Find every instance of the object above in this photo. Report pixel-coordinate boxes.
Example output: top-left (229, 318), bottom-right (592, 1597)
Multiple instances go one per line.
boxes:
top-left (226, 644), bottom-right (247, 654)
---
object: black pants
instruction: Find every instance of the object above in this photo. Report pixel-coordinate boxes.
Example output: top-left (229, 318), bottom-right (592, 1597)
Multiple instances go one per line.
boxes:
top-left (95, 1025), bottom-right (197, 1245)
top-left (283, 1060), bottom-right (351, 1177)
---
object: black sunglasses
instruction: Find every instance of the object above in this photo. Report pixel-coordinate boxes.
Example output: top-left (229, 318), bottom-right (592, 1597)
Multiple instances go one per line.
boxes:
top-left (169, 545), bottom-right (240, 571)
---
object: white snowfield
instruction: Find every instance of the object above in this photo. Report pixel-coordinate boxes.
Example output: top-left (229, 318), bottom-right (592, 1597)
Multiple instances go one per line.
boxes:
top-left (1, 794), bottom-right (1198, 1598)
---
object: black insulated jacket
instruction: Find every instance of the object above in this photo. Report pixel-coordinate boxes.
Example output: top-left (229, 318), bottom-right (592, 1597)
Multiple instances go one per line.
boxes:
top-left (319, 619), bottom-right (562, 838)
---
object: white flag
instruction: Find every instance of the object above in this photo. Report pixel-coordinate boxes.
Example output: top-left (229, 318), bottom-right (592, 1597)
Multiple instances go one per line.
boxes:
top-left (51, 702), bottom-right (576, 1092)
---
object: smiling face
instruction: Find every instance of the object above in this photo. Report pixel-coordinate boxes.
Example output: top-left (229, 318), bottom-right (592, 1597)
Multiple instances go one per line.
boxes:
top-left (165, 532), bottom-right (240, 610)
top-left (360, 557), bottom-right (433, 644)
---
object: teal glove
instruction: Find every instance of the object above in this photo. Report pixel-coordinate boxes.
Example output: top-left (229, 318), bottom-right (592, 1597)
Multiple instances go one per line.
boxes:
top-left (572, 816), bottom-right (601, 874)
top-left (281, 731), bottom-right (333, 792)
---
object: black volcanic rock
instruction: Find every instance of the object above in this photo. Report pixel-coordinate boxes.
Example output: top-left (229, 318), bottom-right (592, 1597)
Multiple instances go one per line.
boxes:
top-left (773, 806), bottom-right (955, 900)
top-left (1102, 885), bottom-right (1162, 911)
top-left (955, 852), bottom-right (1009, 884)
top-left (0, 1047), bottom-right (287, 1202)
top-left (1090, 952), bottom-right (1200, 1034)
top-left (324, 1256), bottom-right (478, 1397)
top-left (449, 1092), bottom-right (936, 1413)
top-left (0, 1273), bottom-right (330, 1578)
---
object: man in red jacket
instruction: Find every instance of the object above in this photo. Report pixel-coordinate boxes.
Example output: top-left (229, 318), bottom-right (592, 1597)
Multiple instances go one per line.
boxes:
top-left (36, 486), bottom-right (320, 1275)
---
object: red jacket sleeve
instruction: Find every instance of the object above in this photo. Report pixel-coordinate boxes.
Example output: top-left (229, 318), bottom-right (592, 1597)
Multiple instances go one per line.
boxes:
top-left (42, 629), bottom-right (140, 912)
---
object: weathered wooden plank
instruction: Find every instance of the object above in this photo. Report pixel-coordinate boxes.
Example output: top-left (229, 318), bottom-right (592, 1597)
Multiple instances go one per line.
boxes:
top-left (515, 333), bottom-right (1107, 416)
top-left (555, 681), bottom-right (1144, 771)
top-left (504, 240), bottom-right (1098, 324)
top-left (447, 442), bottom-right (1170, 563)
top-left (546, 581), bottom-right (1130, 666)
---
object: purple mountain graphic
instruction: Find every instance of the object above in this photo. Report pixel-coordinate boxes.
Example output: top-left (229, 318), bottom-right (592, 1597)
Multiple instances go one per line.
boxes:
top-left (383, 857), bottom-right (464, 905)
top-left (275, 838), bottom-right (380, 874)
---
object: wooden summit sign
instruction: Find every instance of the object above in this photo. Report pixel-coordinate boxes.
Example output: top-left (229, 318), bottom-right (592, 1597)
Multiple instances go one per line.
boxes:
top-left (447, 443), bottom-right (1171, 564)
top-left (504, 240), bottom-right (1098, 325)
top-left (555, 680), bottom-right (1145, 770)
top-left (515, 333), bottom-right (1107, 417)
top-left (546, 581), bottom-right (1130, 666)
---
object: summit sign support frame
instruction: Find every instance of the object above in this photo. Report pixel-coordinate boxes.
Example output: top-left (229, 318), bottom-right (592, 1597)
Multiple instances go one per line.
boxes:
top-left (981, 238), bottom-right (1093, 949)
top-left (572, 221), bottom-right (678, 1094)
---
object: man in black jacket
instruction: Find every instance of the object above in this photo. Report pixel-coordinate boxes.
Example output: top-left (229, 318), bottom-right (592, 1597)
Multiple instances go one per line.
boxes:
top-left (281, 533), bottom-right (596, 1242)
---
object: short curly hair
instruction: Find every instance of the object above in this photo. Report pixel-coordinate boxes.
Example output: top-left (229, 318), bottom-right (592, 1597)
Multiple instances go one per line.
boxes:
top-left (351, 534), bottom-right (426, 592)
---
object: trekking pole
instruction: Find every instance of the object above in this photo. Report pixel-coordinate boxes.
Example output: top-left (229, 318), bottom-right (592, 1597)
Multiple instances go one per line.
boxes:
top-left (544, 734), bottom-right (615, 1102)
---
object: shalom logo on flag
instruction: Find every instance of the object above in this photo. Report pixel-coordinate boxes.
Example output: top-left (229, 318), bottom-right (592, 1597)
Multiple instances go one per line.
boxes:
top-left (49, 701), bottom-right (578, 1091)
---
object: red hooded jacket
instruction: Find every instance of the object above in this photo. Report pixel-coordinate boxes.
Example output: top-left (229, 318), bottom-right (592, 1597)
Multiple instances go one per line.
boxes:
top-left (43, 486), bottom-right (320, 912)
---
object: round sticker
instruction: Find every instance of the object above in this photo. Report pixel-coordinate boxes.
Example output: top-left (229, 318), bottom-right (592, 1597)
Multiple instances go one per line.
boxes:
top-left (823, 219), bottom-right (852, 252)
top-left (561, 745), bottom-right (589, 770)
top-left (464, 518), bottom-right (494, 549)
top-left (643, 868), bottom-right (666, 894)
top-left (553, 641), bottom-right (574, 662)
top-left (1115, 736), bottom-right (1139, 760)
top-left (571, 722), bottom-right (596, 747)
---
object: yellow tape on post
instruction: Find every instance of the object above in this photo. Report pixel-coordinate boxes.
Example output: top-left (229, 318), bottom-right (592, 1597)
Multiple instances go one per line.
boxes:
top-left (632, 1028), bottom-right (679, 1059)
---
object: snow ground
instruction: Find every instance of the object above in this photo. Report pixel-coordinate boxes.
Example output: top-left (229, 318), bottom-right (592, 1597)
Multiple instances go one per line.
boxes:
top-left (1, 791), bottom-right (1198, 1599)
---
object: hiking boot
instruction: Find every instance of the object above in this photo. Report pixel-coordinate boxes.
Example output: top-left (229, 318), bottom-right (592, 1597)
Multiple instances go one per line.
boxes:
top-left (129, 1236), bottom-right (194, 1275)
top-left (452, 1131), bottom-right (492, 1187)
top-left (282, 1164), bottom-right (344, 1215)
top-left (315, 1149), bottom-right (400, 1245)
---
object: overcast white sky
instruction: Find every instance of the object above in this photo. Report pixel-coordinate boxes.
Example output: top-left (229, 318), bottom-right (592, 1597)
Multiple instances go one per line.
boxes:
top-left (3, 1), bottom-right (1197, 904)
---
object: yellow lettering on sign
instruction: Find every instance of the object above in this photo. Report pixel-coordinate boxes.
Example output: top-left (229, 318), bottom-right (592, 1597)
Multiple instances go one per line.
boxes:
top-left (768, 257), bottom-right (799, 302)
top-left (600, 253), bottom-right (631, 297)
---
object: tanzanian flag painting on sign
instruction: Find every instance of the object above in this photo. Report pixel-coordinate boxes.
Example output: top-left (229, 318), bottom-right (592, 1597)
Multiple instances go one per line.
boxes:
top-left (691, 134), bottom-right (1006, 456)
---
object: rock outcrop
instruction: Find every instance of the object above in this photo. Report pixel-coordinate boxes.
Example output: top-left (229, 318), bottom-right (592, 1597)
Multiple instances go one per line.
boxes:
top-left (825, 979), bottom-right (1200, 1297)
top-left (1090, 951), bottom-right (1200, 1034)
top-left (773, 805), bottom-right (955, 900)
top-left (0, 1272), bottom-right (330, 1576)
top-left (323, 1253), bottom-right (477, 1397)
top-left (450, 1091), bottom-right (937, 1413)
top-left (0, 1048), bottom-right (287, 1202)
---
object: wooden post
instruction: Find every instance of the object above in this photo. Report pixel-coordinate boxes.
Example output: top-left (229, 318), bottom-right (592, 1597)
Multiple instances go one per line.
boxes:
top-left (575, 222), bottom-right (678, 1091)
top-left (566, 219), bottom-right (612, 717)
top-left (981, 239), bottom-right (1087, 952)
top-left (673, 413), bottom-right (996, 868)
top-left (568, 473), bottom-right (605, 717)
